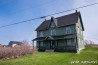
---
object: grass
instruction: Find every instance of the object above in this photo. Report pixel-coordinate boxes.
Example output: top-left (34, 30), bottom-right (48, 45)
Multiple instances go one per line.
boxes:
top-left (0, 47), bottom-right (98, 65)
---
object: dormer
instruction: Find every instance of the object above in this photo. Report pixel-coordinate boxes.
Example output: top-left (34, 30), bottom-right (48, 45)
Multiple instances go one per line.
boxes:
top-left (48, 17), bottom-right (57, 28)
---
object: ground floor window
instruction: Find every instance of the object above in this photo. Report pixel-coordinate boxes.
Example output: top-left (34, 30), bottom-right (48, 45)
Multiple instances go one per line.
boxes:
top-left (67, 39), bottom-right (72, 46)
top-left (40, 41), bottom-right (43, 46)
top-left (66, 39), bottom-right (76, 46)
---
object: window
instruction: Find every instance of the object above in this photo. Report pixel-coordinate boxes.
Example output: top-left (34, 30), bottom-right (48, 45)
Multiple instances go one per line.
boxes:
top-left (77, 27), bottom-right (79, 33)
top-left (65, 26), bottom-right (71, 34)
top-left (39, 31), bottom-right (43, 37)
top-left (51, 29), bottom-right (56, 36)
top-left (40, 42), bottom-right (43, 46)
top-left (66, 39), bottom-right (72, 46)
top-left (74, 38), bottom-right (76, 43)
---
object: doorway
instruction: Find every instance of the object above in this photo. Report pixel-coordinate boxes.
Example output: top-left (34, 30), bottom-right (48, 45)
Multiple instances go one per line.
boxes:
top-left (50, 41), bottom-right (56, 49)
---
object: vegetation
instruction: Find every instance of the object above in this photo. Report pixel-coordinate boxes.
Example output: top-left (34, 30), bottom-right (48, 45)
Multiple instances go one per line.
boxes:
top-left (0, 46), bottom-right (37, 59)
top-left (0, 47), bottom-right (98, 65)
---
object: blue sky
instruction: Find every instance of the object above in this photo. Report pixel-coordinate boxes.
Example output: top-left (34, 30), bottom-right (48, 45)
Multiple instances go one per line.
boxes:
top-left (0, 0), bottom-right (98, 45)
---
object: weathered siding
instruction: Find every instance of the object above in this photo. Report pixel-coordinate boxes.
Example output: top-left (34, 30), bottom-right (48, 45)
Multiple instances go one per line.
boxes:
top-left (76, 17), bottom-right (85, 51)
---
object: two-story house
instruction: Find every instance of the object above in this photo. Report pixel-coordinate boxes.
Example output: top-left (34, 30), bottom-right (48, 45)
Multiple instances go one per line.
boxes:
top-left (33, 11), bottom-right (85, 52)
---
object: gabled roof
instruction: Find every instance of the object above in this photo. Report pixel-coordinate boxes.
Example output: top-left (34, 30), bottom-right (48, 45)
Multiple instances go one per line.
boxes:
top-left (36, 12), bottom-right (84, 31)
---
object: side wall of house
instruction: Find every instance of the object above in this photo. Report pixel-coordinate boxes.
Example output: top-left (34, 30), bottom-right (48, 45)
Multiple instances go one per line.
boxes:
top-left (76, 17), bottom-right (85, 51)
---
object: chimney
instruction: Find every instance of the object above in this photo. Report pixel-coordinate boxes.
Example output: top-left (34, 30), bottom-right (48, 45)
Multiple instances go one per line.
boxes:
top-left (76, 10), bottom-right (78, 13)
top-left (45, 18), bottom-right (47, 21)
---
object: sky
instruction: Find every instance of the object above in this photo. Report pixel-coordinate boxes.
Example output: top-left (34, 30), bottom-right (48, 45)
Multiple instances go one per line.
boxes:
top-left (0, 0), bottom-right (98, 45)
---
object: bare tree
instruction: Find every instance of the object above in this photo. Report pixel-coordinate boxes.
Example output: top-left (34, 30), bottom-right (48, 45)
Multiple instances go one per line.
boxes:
top-left (22, 39), bottom-right (30, 46)
top-left (85, 40), bottom-right (95, 47)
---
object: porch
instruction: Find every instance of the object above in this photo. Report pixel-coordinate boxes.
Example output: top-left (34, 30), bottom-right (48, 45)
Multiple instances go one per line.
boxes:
top-left (37, 40), bottom-right (76, 52)
top-left (33, 34), bottom-right (78, 52)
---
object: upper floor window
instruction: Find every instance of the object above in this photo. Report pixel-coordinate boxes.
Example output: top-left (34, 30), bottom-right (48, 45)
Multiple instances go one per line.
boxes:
top-left (51, 29), bottom-right (56, 36)
top-left (39, 31), bottom-right (43, 37)
top-left (65, 26), bottom-right (72, 34)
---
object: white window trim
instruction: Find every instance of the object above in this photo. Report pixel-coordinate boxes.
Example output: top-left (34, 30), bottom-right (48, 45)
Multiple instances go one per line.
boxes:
top-left (51, 29), bottom-right (56, 36)
top-left (65, 26), bottom-right (71, 34)
top-left (67, 39), bottom-right (72, 46)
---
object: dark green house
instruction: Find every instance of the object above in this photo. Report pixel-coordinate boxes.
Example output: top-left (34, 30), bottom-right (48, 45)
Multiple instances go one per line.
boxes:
top-left (33, 11), bottom-right (85, 52)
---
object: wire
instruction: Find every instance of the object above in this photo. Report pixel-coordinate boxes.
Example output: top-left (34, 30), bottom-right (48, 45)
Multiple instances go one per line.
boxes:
top-left (44, 3), bottom-right (98, 17)
top-left (0, 17), bottom-right (41, 28)
top-left (0, 3), bottom-right (98, 28)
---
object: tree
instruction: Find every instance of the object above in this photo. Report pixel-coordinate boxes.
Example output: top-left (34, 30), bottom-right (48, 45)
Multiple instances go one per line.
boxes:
top-left (84, 40), bottom-right (95, 47)
top-left (22, 39), bottom-right (30, 46)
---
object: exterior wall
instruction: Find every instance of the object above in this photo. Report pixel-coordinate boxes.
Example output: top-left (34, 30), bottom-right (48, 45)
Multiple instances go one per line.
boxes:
top-left (76, 17), bottom-right (85, 51)
top-left (57, 39), bottom-right (66, 49)
top-left (37, 24), bottom-right (76, 37)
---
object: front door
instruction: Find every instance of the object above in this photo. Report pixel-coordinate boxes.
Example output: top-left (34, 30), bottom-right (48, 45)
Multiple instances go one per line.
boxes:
top-left (50, 41), bottom-right (56, 49)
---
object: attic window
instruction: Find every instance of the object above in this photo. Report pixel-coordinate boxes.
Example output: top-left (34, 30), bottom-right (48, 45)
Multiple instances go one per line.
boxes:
top-left (51, 22), bottom-right (55, 27)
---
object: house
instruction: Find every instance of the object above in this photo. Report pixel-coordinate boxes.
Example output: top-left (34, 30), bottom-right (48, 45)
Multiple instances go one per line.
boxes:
top-left (33, 11), bottom-right (85, 52)
top-left (8, 41), bottom-right (23, 47)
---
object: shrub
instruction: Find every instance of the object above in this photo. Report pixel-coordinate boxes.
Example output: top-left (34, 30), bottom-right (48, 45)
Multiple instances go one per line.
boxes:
top-left (0, 46), bottom-right (37, 59)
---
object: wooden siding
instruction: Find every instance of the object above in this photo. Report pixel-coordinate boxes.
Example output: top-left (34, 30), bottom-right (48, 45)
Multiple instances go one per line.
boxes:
top-left (36, 16), bottom-right (84, 52)
top-left (37, 25), bottom-right (76, 37)
top-left (76, 17), bottom-right (85, 51)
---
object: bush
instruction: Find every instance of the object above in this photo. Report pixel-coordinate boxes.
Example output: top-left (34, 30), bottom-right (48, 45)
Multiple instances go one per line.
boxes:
top-left (0, 46), bottom-right (37, 59)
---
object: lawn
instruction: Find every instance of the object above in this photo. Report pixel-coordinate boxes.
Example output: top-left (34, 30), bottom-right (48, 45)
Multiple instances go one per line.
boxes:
top-left (0, 47), bottom-right (98, 65)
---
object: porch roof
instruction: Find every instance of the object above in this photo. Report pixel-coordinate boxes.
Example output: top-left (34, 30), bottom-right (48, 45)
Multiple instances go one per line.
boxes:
top-left (33, 37), bottom-right (46, 41)
top-left (33, 34), bottom-right (76, 41)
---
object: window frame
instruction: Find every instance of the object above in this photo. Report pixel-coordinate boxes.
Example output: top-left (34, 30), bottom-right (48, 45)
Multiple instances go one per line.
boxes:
top-left (51, 29), bottom-right (56, 36)
top-left (65, 26), bottom-right (72, 34)
top-left (40, 41), bottom-right (43, 47)
top-left (66, 39), bottom-right (72, 46)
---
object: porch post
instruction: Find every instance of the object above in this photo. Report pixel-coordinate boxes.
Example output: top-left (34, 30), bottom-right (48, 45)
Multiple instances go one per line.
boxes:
top-left (76, 37), bottom-right (78, 52)
top-left (57, 40), bottom-right (58, 49)
top-left (38, 41), bottom-right (40, 48)
top-left (32, 40), bottom-right (34, 49)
